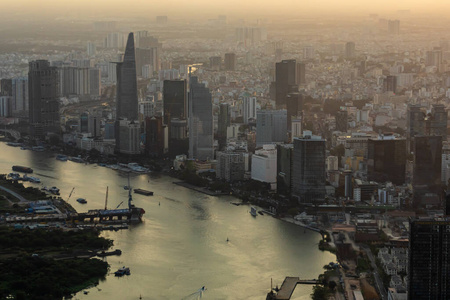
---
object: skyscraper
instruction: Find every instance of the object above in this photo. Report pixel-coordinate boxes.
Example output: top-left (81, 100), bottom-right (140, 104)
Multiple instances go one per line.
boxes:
top-left (218, 103), bottom-right (230, 150)
top-left (292, 133), bottom-right (326, 203)
top-left (256, 110), bottom-right (287, 147)
top-left (296, 63), bottom-right (306, 85)
top-left (345, 42), bottom-right (356, 59)
top-left (12, 77), bottom-right (28, 115)
top-left (163, 80), bottom-right (186, 125)
top-left (286, 93), bottom-right (303, 131)
top-left (243, 95), bottom-right (257, 124)
top-left (224, 53), bottom-right (236, 71)
top-left (409, 220), bottom-right (450, 300)
top-left (116, 32), bottom-right (138, 121)
top-left (275, 59), bottom-right (297, 108)
top-left (367, 138), bottom-right (406, 185)
top-left (28, 60), bottom-right (60, 137)
top-left (188, 76), bottom-right (213, 161)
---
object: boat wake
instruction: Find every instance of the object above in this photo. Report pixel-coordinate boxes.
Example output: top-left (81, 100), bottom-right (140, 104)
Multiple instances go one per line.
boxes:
top-left (181, 286), bottom-right (206, 300)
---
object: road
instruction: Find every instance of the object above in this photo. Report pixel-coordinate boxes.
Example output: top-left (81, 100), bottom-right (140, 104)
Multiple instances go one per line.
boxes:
top-left (0, 185), bottom-right (29, 203)
top-left (361, 245), bottom-right (387, 300)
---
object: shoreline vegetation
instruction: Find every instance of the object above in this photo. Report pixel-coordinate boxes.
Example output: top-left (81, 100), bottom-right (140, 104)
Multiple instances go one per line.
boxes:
top-left (0, 227), bottom-right (112, 299)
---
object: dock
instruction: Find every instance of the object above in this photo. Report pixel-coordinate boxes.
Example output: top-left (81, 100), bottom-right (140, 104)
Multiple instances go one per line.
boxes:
top-left (266, 277), bottom-right (319, 300)
top-left (134, 188), bottom-right (153, 196)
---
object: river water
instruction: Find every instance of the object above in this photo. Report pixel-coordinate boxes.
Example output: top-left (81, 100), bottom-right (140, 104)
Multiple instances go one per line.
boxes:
top-left (0, 142), bottom-right (335, 300)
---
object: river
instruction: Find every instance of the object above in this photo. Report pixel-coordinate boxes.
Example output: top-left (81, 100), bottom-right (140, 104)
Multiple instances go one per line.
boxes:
top-left (0, 142), bottom-right (335, 300)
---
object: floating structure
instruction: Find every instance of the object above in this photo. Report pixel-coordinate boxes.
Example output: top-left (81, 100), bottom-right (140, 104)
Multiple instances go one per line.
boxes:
top-left (114, 266), bottom-right (130, 276)
top-left (134, 189), bottom-right (153, 196)
top-left (266, 277), bottom-right (319, 300)
top-left (12, 166), bottom-right (33, 173)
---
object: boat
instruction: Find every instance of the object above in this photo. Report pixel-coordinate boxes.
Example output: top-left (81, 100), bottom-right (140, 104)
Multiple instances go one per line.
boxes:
top-left (8, 173), bottom-right (20, 180)
top-left (69, 156), bottom-right (84, 163)
top-left (97, 249), bottom-right (122, 257)
top-left (49, 187), bottom-right (60, 195)
top-left (250, 207), bottom-right (257, 217)
top-left (32, 146), bottom-right (45, 152)
top-left (134, 189), bottom-right (153, 196)
top-left (114, 266), bottom-right (130, 276)
top-left (25, 176), bottom-right (41, 183)
top-left (258, 211), bottom-right (264, 216)
top-left (124, 185), bottom-right (129, 190)
top-left (56, 154), bottom-right (68, 161)
top-left (12, 166), bottom-right (33, 173)
top-left (127, 163), bottom-right (150, 173)
top-left (76, 198), bottom-right (87, 204)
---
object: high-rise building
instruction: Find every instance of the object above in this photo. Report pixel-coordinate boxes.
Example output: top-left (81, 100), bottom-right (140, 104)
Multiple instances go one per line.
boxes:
top-left (59, 67), bottom-right (90, 97)
top-left (345, 42), bottom-right (356, 59)
top-left (251, 145), bottom-right (277, 190)
top-left (286, 93), bottom-right (303, 131)
top-left (12, 77), bottom-right (28, 114)
top-left (275, 59), bottom-right (297, 108)
top-left (297, 63), bottom-right (306, 85)
top-left (80, 112), bottom-right (89, 133)
top-left (145, 116), bottom-right (165, 157)
top-left (209, 56), bottom-right (222, 71)
top-left (413, 135), bottom-right (442, 207)
top-left (292, 133), bottom-right (326, 203)
top-left (116, 119), bottom-right (140, 155)
top-left (277, 144), bottom-right (293, 194)
top-left (302, 46), bottom-right (315, 60)
top-left (384, 75), bottom-right (397, 93)
top-left (163, 80), bottom-right (186, 125)
top-left (335, 110), bottom-right (348, 133)
top-left (388, 20), bottom-right (400, 35)
top-left (367, 138), bottom-right (406, 185)
top-left (0, 96), bottom-right (12, 117)
top-left (256, 110), bottom-right (287, 147)
top-left (218, 103), bottom-right (230, 150)
top-left (89, 68), bottom-right (101, 97)
top-left (137, 35), bottom-right (161, 72)
top-left (0, 79), bottom-right (12, 96)
top-left (87, 42), bottom-right (96, 56)
top-left (216, 151), bottom-right (245, 181)
top-left (426, 49), bottom-right (443, 72)
top-left (409, 220), bottom-right (450, 300)
top-left (169, 118), bottom-right (188, 158)
top-left (224, 53), bottom-right (236, 71)
top-left (243, 95), bottom-right (257, 124)
top-left (188, 76), bottom-right (214, 161)
top-left (116, 32), bottom-right (138, 121)
top-left (28, 60), bottom-right (60, 136)
top-left (135, 48), bottom-right (159, 77)
top-left (291, 117), bottom-right (302, 141)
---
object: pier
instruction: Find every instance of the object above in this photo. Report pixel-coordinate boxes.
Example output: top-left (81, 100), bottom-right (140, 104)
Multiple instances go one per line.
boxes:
top-left (266, 277), bottom-right (319, 300)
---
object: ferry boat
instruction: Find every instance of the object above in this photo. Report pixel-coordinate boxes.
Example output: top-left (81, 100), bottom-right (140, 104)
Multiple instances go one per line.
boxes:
top-left (12, 166), bottom-right (33, 173)
top-left (49, 187), bottom-right (60, 194)
top-left (250, 207), bottom-right (257, 217)
top-left (24, 175), bottom-right (41, 183)
top-left (56, 154), bottom-right (68, 161)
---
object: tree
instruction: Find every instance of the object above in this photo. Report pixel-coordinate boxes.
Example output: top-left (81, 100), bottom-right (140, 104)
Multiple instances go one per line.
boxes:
top-left (328, 280), bottom-right (337, 291)
top-left (311, 285), bottom-right (329, 300)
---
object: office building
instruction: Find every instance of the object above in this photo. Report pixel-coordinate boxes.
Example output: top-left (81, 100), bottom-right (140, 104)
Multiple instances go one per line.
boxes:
top-left (336, 110), bottom-right (348, 132)
top-left (388, 20), bottom-right (400, 35)
top-left (367, 138), bottom-right (406, 185)
top-left (163, 80), bottom-right (186, 125)
top-left (277, 144), bottom-right (293, 194)
top-left (426, 49), bottom-right (443, 72)
top-left (292, 133), bottom-right (326, 203)
top-left (188, 76), bottom-right (214, 161)
top-left (89, 68), bottom-right (101, 97)
top-left (243, 95), bottom-right (257, 124)
top-left (409, 220), bottom-right (450, 300)
top-left (116, 119), bottom-right (140, 155)
top-left (291, 117), bottom-right (302, 141)
top-left (12, 77), bottom-right (28, 114)
top-left (116, 32), bottom-right (138, 121)
top-left (0, 96), bottom-right (12, 117)
top-left (209, 56), bottom-right (221, 71)
top-left (168, 118), bottom-right (188, 158)
top-left (224, 53), bottom-right (236, 71)
top-left (218, 103), bottom-right (230, 150)
top-left (345, 42), bottom-right (356, 59)
top-left (0, 79), bottom-right (12, 96)
top-left (384, 75), bottom-right (397, 93)
top-left (251, 145), bottom-right (277, 190)
top-left (275, 59), bottom-right (297, 107)
top-left (87, 42), bottom-right (96, 56)
top-left (145, 116), bottom-right (165, 157)
top-left (286, 93), bottom-right (303, 131)
top-left (28, 60), bottom-right (60, 136)
top-left (256, 110), bottom-right (287, 146)
top-left (297, 63), bottom-right (306, 85)
top-left (216, 151), bottom-right (245, 181)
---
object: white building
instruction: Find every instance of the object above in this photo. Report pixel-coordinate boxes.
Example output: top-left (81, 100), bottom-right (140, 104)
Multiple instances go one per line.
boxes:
top-left (243, 95), bottom-right (257, 123)
top-left (291, 116), bottom-right (302, 141)
top-left (251, 144), bottom-right (277, 190)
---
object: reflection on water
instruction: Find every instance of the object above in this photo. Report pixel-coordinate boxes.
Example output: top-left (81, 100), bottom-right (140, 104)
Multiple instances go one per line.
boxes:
top-left (0, 142), bottom-right (335, 300)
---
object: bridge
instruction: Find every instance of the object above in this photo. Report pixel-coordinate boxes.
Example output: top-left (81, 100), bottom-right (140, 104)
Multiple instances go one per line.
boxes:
top-left (266, 277), bottom-right (319, 300)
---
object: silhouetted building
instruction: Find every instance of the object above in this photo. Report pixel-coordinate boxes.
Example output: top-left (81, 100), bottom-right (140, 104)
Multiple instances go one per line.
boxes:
top-left (297, 63), bottom-right (306, 85)
top-left (384, 75), bottom-right (397, 93)
top-left (209, 56), bottom-right (221, 71)
top-left (345, 42), bottom-right (356, 59)
top-left (335, 110), bottom-right (348, 132)
top-left (388, 20), bottom-right (400, 35)
top-left (224, 53), bottom-right (236, 71)
top-left (169, 118), bottom-right (188, 158)
top-left (218, 103), bottom-right (230, 150)
top-left (413, 136), bottom-right (442, 207)
top-left (80, 112), bottom-right (89, 133)
top-left (275, 59), bottom-right (297, 108)
top-left (286, 93), bottom-right (303, 131)
top-left (189, 76), bottom-right (213, 161)
top-left (116, 119), bottom-right (140, 155)
top-left (12, 77), bottom-right (28, 115)
top-left (145, 116), bottom-right (165, 157)
top-left (409, 220), bottom-right (450, 300)
top-left (292, 133), bottom-right (326, 203)
top-left (256, 110), bottom-right (287, 146)
top-left (163, 80), bottom-right (187, 125)
top-left (0, 79), bottom-right (12, 96)
top-left (28, 60), bottom-right (60, 137)
top-left (243, 95), bottom-right (257, 124)
top-left (277, 144), bottom-right (293, 194)
top-left (367, 138), bottom-right (406, 185)
top-left (216, 151), bottom-right (245, 181)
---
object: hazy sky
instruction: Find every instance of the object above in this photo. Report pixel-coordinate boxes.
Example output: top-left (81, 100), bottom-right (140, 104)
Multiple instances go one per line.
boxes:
top-left (3, 0), bottom-right (450, 19)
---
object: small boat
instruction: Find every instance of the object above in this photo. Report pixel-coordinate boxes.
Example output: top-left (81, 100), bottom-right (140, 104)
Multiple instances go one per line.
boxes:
top-left (114, 266), bottom-right (131, 276)
top-left (12, 165), bottom-right (33, 173)
top-left (49, 187), bottom-right (60, 195)
top-left (250, 207), bottom-right (257, 217)
top-left (32, 146), bottom-right (45, 152)
top-left (76, 198), bottom-right (87, 204)
top-left (83, 291), bottom-right (89, 295)
top-left (134, 189), bottom-right (153, 196)
top-left (124, 185), bottom-right (129, 190)
top-left (56, 154), bottom-right (68, 161)
top-left (226, 237), bottom-right (229, 242)
top-left (258, 211), bottom-right (264, 216)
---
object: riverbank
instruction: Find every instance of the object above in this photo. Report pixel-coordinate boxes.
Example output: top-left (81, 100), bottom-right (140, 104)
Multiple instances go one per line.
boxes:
top-left (173, 181), bottom-right (230, 196)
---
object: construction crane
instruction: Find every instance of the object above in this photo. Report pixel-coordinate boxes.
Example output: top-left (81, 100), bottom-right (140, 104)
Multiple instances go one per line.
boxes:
top-left (104, 186), bottom-right (109, 210)
top-left (116, 201), bottom-right (124, 209)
